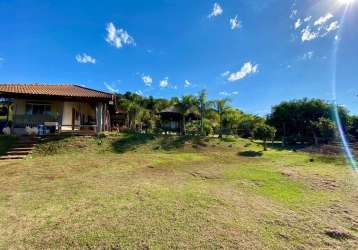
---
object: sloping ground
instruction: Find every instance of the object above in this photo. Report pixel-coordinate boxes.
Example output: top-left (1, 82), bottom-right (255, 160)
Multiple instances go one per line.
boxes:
top-left (0, 133), bottom-right (357, 249)
top-left (0, 136), bottom-right (38, 160)
top-left (0, 135), bottom-right (17, 156)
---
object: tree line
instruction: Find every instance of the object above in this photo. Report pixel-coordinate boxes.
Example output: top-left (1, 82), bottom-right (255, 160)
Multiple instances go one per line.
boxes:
top-left (115, 91), bottom-right (358, 149)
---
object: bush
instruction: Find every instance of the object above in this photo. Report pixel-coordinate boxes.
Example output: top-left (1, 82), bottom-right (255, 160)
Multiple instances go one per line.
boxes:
top-left (253, 124), bottom-right (276, 151)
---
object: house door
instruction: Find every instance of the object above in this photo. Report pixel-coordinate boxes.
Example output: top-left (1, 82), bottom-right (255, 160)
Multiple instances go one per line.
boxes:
top-left (72, 108), bottom-right (75, 130)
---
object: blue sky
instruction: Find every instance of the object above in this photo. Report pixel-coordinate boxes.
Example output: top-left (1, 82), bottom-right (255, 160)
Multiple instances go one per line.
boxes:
top-left (0, 0), bottom-right (357, 115)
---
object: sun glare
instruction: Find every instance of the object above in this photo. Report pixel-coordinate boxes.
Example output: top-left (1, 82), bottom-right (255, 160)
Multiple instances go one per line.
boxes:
top-left (338, 0), bottom-right (355, 5)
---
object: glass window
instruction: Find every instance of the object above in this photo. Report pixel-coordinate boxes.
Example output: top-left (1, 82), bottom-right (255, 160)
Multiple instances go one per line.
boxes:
top-left (26, 103), bottom-right (51, 115)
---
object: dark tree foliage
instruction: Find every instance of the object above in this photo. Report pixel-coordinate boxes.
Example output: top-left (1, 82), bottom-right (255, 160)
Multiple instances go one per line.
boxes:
top-left (349, 116), bottom-right (358, 141)
top-left (267, 98), bottom-right (350, 145)
top-left (253, 124), bottom-right (276, 151)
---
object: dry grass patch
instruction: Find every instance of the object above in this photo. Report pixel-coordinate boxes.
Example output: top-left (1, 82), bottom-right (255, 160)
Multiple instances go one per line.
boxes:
top-left (0, 133), bottom-right (357, 249)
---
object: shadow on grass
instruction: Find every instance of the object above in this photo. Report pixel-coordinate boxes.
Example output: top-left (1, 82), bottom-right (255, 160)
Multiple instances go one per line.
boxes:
top-left (238, 150), bottom-right (263, 157)
top-left (0, 135), bottom-right (17, 156)
top-left (111, 133), bottom-right (209, 153)
top-left (264, 141), bottom-right (308, 151)
top-left (112, 132), bottom-right (156, 153)
top-left (158, 135), bottom-right (208, 150)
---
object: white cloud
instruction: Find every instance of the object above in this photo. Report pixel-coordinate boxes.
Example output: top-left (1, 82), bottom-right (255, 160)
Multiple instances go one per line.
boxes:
top-left (290, 9), bottom-right (298, 19)
top-left (293, 12), bottom-right (339, 43)
top-left (105, 22), bottom-right (135, 49)
top-left (304, 16), bottom-right (312, 22)
top-left (184, 80), bottom-right (191, 87)
top-left (227, 62), bottom-right (259, 82)
top-left (314, 13), bottom-right (333, 26)
top-left (301, 26), bottom-right (318, 42)
top-left (75, 53), bottom-right (96, 64)
top-left (326, 21), bottom-right (339, 32)
top-left (230, 15), bottom-right (242, 30)
top-left (208, 3), bottom-right (223, 18)
top-left (135, 90), bottom-right (144, 96)
top-left (219, 91), bottom-right (238, 96)
top-left (159, 77), bottom-right (169, 88)
top-left (300, 51), bottom-right (314, 60)
top-left (221, 71), bottom-right (230, 77)
top-left (104, 82), bottom-right (119, 93)
top-left (294, 19), bottom-right (302, 29)
top-left (142, 75), bottom-right (153, 86)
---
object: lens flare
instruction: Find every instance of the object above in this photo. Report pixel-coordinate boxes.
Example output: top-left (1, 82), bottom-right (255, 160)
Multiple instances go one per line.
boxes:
top-left (331, 4), bottom-right (357, 172)
top-left (338, 0), bottom-right (355, 5)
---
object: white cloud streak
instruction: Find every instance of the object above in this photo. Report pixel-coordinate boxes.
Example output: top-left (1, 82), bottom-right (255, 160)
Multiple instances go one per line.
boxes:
top-left (230, 15), bottom-right (242, 30)
top-left (219, 91), bottom-right (238, 96)
top-left (105, 22), bottom-right (135, 49)
top-left (184, 80), bottom-right (191, 87)
top-left (208, 3), bottom-right (223, 18)
top-left (104, 82), bottom-right (119, 93)
top-left (326, 21), bottom-right (339, 32)
top-left (301, 26), bottom-right (318, 42)
top-left (294, 19), bottom-right (302, 29)
top-left (227, 62), bottom-right (259, 82)
top-left (75, 53), bottom-right (96, 64)
top-left (142, 75), bottom-right (153, 86)
top-left (300, 51), bottom-right (314, 60)
top-left (314, 13), bottom-right (333, 26)
top-left (159, 77), bottom-right (169, 88)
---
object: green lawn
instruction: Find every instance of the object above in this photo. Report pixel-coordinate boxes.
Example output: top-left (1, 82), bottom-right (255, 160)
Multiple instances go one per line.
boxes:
top-left (0, 133), bottom-right (357, 249)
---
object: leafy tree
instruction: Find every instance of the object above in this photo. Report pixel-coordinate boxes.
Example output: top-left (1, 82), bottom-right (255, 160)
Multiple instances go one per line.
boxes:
top-left (267, 98), bottom-right (349, 145)
top-left (349, 116), bottom-right (358, 140)
top-left (214, 98), bottom-right (231, 138)
top-left (253, 124), bottom-right (276, 151)
top-left (198, 90), bottom-right (213, 136)
top-left (177, 95), bottom-right (198, 135)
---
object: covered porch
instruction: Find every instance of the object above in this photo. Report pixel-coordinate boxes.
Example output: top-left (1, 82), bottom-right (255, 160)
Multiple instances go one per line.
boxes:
top-left (0, 84), bottom-right (113, 135)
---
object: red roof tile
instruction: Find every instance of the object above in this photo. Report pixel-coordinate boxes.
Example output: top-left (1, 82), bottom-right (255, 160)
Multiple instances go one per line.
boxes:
top-left (0, 84), bottom-right (113, 99)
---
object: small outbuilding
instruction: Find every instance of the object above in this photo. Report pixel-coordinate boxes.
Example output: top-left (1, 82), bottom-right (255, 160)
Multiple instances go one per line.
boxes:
top-left (159, 105), bottom-right (199, 133)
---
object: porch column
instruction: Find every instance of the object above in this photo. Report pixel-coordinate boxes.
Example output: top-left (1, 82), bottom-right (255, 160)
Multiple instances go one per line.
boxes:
top-left (96, 102), bottom-right (103, 133)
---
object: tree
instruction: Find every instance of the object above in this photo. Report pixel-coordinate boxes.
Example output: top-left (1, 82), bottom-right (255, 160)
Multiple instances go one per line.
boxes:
top-left (214, 98), bottom-right (231, 138)
top-left (349, 116), bottom-right (358, 140)
top-left (253, 124), bottom-right (276, 151)
top-left (310, 117), bottom-right (335, 145)
top-left (267, 98), bottom-right (348, 145)
top-left (198, 90), bottom-right (213, 136)
top-left (177, 95), bottom-right (198, 135)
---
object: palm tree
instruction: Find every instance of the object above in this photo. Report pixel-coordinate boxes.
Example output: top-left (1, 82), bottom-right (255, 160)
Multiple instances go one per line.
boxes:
top-left (178, 95), bottom-right (198, 135)
top-left (198, 90), bottom-right (214, 136)
top-left (215, 98), bottom-right (231, 138)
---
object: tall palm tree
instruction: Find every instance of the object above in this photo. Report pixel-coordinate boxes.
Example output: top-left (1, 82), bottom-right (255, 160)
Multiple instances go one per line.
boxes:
top-left (215, 98), bottom-right (231, 138)
top-left (178, 95), bottom-right (198, 135)
top-left (198, 90), bottom-right (214, 136)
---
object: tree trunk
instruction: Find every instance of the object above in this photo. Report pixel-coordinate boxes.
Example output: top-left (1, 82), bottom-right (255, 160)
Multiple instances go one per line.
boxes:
top-left (282, 123), bottom-right (286, 146)
top-left (263, 140), bottom-right (267, 151)
top-left (313, 132), bottom-right (318, 146)
top-left (200, 109), bottom-right (204, 136)
top-left (182, 115), bottom-right (186, 136)
top-left (218, 113), bottom-right (222, 138)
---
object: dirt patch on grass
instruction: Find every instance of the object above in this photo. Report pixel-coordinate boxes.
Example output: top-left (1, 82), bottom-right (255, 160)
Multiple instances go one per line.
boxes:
top-left (281, 169), bottom-right (340, 190)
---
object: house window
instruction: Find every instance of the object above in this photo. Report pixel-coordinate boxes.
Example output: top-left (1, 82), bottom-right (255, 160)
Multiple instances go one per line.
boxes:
top-left (26, 103), bottom-right (52, 115)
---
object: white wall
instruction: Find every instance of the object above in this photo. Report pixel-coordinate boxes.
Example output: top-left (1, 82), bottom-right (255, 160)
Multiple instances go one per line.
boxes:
top-left (61, 102), bottom-right (80, 130)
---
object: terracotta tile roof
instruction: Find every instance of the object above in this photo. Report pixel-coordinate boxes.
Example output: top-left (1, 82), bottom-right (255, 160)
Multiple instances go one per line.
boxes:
top-left (0, 84), bottom-right (113, 99)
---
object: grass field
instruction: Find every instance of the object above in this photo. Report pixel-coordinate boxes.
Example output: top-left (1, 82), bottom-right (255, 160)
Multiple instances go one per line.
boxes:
top-left (0, 133), bottom-right (357, 249)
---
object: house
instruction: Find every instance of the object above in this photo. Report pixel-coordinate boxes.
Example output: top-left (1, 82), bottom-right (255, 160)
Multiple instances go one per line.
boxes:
top-left (159, 105), bottom-right (199, 133)
top-left (0, 83), bottom-right (114, 135)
